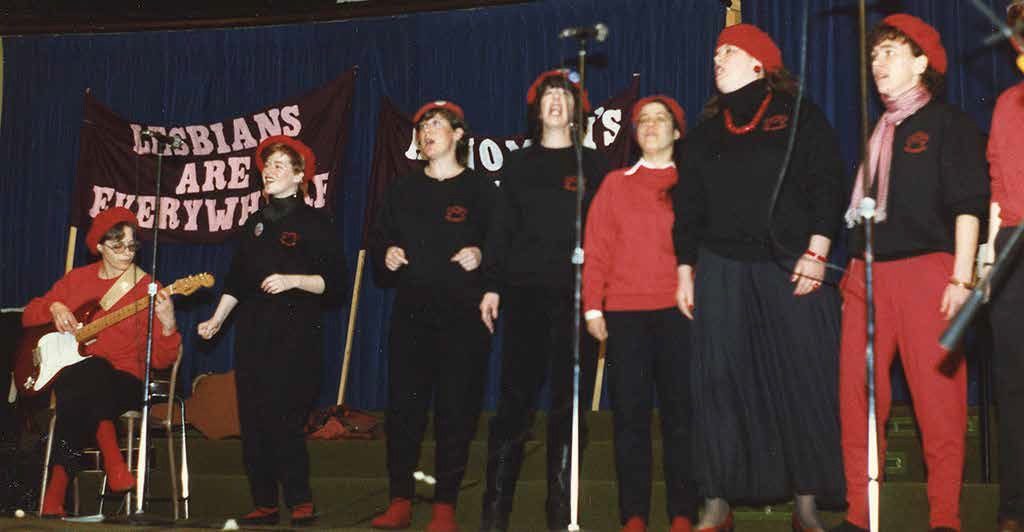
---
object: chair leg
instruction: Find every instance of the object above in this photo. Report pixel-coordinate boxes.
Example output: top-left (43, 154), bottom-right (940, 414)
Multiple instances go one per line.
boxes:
top-left (72, 477), bottom-right (80, 516)
top-left (38, 394), bottom-right (57, 517)
top-left (178, 397), bottom-right (190, 520)
top-left (125, 415), bottom-right (134, 515)
top-left (166, 411), bottom-right (179, 520)
top-left (98, 472), bottom-right (107, 515)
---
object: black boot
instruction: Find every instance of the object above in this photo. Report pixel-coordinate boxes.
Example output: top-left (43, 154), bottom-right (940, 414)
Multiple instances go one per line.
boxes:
top-left (545, 441), bottom-right (572, 531)
top-left (480, 434), bottom-right (524, 532)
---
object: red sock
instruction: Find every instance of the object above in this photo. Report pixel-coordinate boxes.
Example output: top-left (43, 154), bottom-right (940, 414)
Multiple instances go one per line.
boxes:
top-left (41, 465), bottom-right (69, 516)
top-left (95, 420), bottom-right (134, 492)
top-left (426, 503), bottom-right (458, 532)
top-left (371, 498), bottom-right (412, 529)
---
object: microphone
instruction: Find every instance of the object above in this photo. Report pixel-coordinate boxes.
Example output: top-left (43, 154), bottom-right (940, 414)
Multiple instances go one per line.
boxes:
top-left (140, 129), bottom-right (185, 148)
top-left (559, 23), bottom-right (609, 42)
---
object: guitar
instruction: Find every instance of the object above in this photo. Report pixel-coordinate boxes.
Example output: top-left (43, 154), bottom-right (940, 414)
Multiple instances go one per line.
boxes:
top-left (12, 273), bottom-right (214, 397)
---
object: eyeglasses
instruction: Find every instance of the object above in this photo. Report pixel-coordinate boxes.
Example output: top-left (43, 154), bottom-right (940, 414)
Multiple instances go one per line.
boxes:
top-left (104, 240), bottom-right (141, 253)
top-left (417, 117), bottom-right (451, 132)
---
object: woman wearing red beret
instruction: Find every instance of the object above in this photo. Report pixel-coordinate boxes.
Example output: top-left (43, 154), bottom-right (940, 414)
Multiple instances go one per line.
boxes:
top-left (672, 24), bottom-right (845, 532)
top-left (367, 101), bottom-right (493, 532)
top-left (198, 136), bottom-right (346, 527)
top-left (835, 15), bottom-right (989, 532)
top-left (582, 94), bottom-right (695, 532)
top-left (478, 69), bottom-right (607, 531)
top-left (23, 207), bottom-right (181, 517)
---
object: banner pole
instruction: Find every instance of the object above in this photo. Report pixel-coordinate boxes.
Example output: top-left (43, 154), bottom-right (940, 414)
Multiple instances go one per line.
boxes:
top-left (65, 226), bottom-right (78, 273)
top-left (590, 341), bottom-right (606, 411)
top-left (336, 248), bottom-right (366, 405)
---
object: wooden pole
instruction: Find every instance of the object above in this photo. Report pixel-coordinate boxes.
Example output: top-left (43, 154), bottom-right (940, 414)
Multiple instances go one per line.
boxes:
top-left (590, 340), bottom-right (606, 411)
top-left (65, 226), bottom-right (78, 273)
top-left (336, 249), bottom-right (366, 405)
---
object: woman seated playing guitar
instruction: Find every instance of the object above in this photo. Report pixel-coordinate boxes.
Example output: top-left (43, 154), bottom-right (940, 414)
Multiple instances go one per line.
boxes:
top-left (22, 206), bottom-right (180, 517)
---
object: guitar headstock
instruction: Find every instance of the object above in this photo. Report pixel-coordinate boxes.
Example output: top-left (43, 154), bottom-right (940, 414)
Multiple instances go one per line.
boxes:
top-left (169, 273), bottom-right (215, 296)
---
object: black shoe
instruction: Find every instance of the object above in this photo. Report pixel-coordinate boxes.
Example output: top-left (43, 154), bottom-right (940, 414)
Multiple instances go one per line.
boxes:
top-left (480, 428), bottom-right (524, 532)
top-left (479, 509), bottom-right (509, 532)
top-left (237, 507), bottom-right (280, 526)
top-left (829, 521), bottom-right (868, 532)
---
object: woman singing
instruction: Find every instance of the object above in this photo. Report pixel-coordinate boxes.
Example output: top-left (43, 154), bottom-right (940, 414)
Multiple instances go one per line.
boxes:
top-left (672, 24), bottom-right (845, 532)
top-left (367, 100), bottom-right (493, 532)
top-left (582, 95), bottom-right (696, 532)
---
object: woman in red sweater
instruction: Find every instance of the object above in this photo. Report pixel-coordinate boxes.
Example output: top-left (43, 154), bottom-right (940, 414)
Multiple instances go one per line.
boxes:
top-left (22, 206), bottom-right (181, 517)
top-left (582, 95), bottom-right (694, 532)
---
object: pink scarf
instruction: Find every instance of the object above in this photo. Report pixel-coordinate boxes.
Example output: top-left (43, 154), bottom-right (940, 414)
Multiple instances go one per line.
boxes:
top-left (845, 84), bottom-right (932, 227)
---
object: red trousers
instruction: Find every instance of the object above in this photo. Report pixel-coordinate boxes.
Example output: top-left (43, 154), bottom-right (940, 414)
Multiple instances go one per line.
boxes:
top-left (838, 253), bottom-right (966, 530)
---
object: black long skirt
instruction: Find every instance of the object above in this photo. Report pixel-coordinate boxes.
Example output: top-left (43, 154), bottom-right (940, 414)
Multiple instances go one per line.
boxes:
top-left (690, 248), bottom-right (844, 504)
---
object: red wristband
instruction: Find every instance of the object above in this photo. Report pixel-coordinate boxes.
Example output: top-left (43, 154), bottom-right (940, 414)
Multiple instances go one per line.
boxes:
top-left (803, 250), bottom-right (827, 262)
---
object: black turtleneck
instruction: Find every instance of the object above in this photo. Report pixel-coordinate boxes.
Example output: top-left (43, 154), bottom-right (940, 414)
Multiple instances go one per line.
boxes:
top-left (223, 195), bottom-right (346, 306)
top-left (482, 144), bottom-right (609, 293)
top-left (261, 194), bottom-right (303, 223)
top-left (672, 79), bottom-right (844, 265)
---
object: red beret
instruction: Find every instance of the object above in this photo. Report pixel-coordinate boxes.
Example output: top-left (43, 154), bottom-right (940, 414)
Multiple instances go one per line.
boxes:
top-left (879, 14), bottom-right (947, 74)
top-left (255, 135), bottom-right (317, 184)
top-left (86, 207), bottom-right (137, 255)
top-left (525, 69), bottom-right (592, 113)
top-left (631, 95), bottom-right (686, 137)
top-left (717, 24), bottom-right (783, 72)
top-left (412, 100), bottom-right (465, 124)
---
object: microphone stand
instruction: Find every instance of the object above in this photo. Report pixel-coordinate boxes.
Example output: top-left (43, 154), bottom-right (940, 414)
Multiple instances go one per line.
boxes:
top-left (130, 135), bottom-right (175, 522)
top-left (855, 1), bottom-right (881, 530)
top-left (566, 30), bottom-right (597, 532)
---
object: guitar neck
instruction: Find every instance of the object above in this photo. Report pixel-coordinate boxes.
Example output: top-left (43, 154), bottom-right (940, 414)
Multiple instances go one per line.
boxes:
top-left (75, 295), bottom-right (152, 343)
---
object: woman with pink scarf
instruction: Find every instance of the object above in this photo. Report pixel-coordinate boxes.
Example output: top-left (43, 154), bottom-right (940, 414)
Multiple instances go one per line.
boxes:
top-left (834, 14), bottom-right (990, 532)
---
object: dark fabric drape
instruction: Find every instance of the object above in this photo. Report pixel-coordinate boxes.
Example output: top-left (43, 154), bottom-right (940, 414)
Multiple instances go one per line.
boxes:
top-left (0, 0), bottom-right (724, 409)
top-left (745, 0), bottom-right (1023, 404)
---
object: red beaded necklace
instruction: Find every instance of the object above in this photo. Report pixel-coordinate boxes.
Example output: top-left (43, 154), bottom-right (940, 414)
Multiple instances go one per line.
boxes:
top-left (723, 91), bottom-right (773, 135)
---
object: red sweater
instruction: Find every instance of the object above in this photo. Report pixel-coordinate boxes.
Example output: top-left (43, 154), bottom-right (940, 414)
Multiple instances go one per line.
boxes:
top-left (583, 161), bottom-right (679, 313)
top-left (989, 81), bottom-right (1024, 227)
top-left (22, 262), bottom-right (181, 379)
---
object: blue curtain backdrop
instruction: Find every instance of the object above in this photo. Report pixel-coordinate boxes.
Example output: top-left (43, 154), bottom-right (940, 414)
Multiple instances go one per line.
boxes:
top-left (0, 0), bottom-right (724, 410)
top-left (745, 0), bottom-right (1023, 404)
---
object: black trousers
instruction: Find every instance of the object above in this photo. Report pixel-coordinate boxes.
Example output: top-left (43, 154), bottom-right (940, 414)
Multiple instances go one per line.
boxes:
top-left (487, 285), bottom-right (597, 517)
top-left (605, 308), bottom-right (695, 523)
top-left (51, 357), bottom-right (141, 473)
top-left (385, 289), bottom-right (491, 503)
top-left (234, 303), bottom-right (321, 509)
top-left (991, 227), bottom-right (1024, 522)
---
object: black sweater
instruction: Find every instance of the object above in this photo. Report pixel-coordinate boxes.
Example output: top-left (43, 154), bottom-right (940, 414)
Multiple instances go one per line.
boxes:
top-left (673, 79), bottom-right (844, 265)
top-left (483, 145), bottom-right (608, 293)
top-left (846, 100), bottom-right (990, 260)
top-left (369, 168), bottom-right (496, 301)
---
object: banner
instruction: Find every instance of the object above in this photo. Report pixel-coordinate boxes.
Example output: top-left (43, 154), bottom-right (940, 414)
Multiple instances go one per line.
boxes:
top-left (71, 68), bottom-right (357, 243)
top-left (362, 75), bottom-right (640, 244)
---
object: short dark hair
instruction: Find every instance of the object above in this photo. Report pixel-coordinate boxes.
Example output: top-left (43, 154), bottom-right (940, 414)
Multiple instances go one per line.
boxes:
top-left (417, 108), bottom-right (471, 167)
top-left (527, 74), bottom-right (585, 144)
top-left (102, 221), bottom-right (136, 245)
top-left (869, 24), bottom-right (945, 97)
